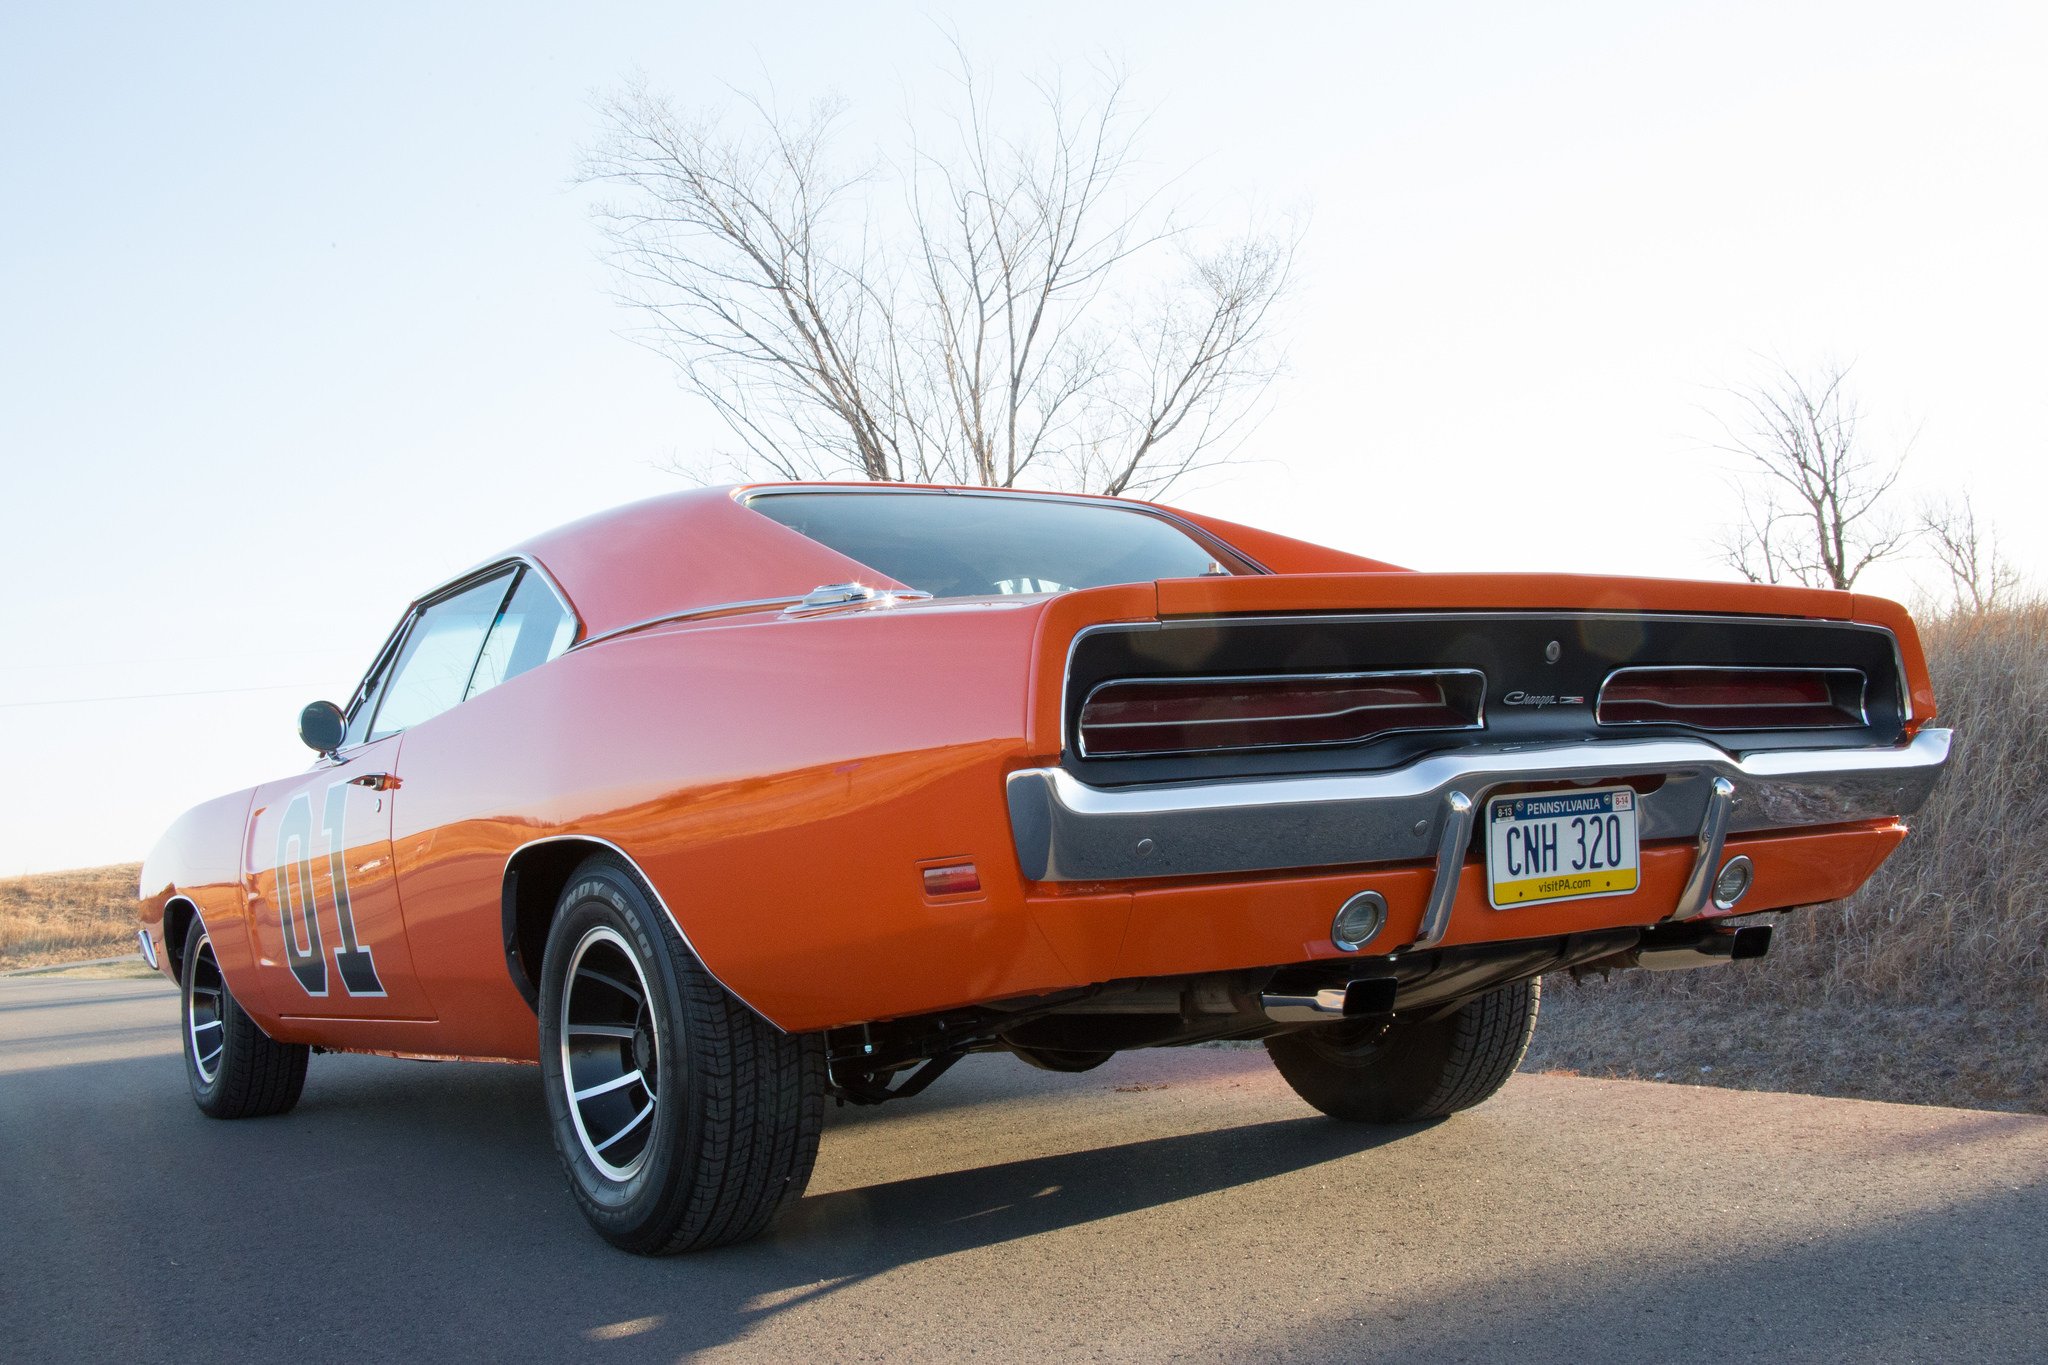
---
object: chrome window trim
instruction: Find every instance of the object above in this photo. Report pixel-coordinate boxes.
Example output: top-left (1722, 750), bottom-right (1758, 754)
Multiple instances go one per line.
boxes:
top-left (735, 482), bottom-right (1271, 577)
top-left (567, 585), bottom-right (946, 652)
top-left (407, 552), bottom-right (580, 635)
top-left (1061, 611), bottom-right (1911, 757)
top-left (571, 596), bottom-right (808, 650)
top-left (1594, 664), bottom-right (1870, 729)
top-left (366, 566), bottom-right (521, 743)
top-left (1075, 668), bottom-right (1487, 759)
top-left (336, 555), bottom-right (582, 756)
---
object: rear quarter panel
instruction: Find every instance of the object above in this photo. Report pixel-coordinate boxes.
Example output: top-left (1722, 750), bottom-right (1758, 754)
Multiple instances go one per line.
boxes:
top-left (386, 597), bottom-right (1081, 1052)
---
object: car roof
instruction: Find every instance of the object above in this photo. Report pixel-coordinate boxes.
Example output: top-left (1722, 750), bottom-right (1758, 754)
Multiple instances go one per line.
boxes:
top-left (488, 482), bottom-right (1400, 638)
top-left (500, 486), bottom-right (887, 638)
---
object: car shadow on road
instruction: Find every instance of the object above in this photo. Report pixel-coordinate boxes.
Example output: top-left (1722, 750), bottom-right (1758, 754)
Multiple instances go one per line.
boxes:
top-left (794, 1112), bottom-right (1406, 1247)
top-left (583, 1115), bottom-right (1417, 1355)
top-left (246, 1049), bottom-right (1419, 1354)
top-left (5, 1042), bottom-right (1420, 1361)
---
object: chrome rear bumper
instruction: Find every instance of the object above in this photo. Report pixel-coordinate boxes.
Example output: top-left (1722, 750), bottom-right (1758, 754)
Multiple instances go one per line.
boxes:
top-left (1006, 729), bottom-right (1952, 942)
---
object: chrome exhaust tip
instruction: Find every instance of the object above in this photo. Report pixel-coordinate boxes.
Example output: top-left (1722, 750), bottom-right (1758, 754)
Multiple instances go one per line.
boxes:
top-left (1261, 987), bottom-right (1348, 1024)
top-left (1261, 976), bottom-right (1398, 1024)
top-left (1632, 922), bottom-right (1772, 971)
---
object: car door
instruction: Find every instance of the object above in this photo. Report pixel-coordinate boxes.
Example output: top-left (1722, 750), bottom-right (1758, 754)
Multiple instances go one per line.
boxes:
top-left (244, 733), bottom-right (434, 1019)
top-left (243, 568), bottom-right (518, 1021)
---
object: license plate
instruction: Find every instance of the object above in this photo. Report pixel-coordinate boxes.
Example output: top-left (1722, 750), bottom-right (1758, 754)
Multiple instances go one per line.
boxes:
top-left (1486, 787), bottom-right (1640, 909)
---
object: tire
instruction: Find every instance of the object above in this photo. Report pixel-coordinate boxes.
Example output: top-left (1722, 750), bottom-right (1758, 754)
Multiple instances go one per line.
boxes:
top-left (181, 923), bottom-right (309, 1119)
top-left (537, 853), bottom-right (825, 1254)
top-left (1265, 978), bottom-right (1539, 1123)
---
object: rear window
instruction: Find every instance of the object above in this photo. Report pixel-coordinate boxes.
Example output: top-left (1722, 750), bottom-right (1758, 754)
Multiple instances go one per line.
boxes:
top-left (746, 491), bottom-right (1243, 599)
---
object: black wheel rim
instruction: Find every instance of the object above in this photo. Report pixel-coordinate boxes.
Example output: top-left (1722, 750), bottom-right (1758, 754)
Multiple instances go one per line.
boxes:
top-left (186, 932), bottom-right (226, 1085)
top-left (559, 926), bottom-right (663, 1181)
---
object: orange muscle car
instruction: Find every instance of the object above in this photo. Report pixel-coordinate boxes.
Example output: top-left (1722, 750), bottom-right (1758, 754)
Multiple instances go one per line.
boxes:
top-left (139, 483), bottom-right (1951, 1252)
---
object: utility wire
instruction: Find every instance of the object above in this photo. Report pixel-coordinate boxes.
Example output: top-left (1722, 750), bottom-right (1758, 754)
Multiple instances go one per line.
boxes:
top-left (0, 683), bottom-right (317, 709)
top-left (0, 647), bottom-right (355, 673)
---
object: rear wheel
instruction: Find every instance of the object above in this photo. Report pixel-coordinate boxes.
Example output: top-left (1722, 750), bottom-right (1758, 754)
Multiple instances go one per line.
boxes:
top-left (181, 924), bottom-right (309, 1118)
top-left (537, 853), bottom-right (825, 1254)
top-left (1265, 979), bottom-right (1539, 1123)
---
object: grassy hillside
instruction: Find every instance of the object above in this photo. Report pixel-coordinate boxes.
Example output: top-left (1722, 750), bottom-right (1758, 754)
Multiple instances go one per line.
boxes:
top-left (1528, 602), bottom-right (2048, 1113)
top-left (0, 862), bottom-right (144, 971)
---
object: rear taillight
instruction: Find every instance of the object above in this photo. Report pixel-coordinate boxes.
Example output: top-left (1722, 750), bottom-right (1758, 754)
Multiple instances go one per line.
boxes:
top-left (1077, 670), bottom-right (1485, 758)
top-left (1596, 667), bottom-right (1866, 730)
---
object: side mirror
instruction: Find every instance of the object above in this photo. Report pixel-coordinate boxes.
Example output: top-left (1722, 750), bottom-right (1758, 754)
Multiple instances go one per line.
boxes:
top-left (299, 700), bottom-right (346, 755)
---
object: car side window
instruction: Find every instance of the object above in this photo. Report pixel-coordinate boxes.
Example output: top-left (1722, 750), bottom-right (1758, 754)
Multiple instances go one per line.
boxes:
top-left (369, 572), bottom-right (517, 739)
top-left (466, 569), bottom-right (576, 701)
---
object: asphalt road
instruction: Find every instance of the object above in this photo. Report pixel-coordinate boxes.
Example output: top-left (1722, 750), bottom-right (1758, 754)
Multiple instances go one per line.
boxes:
top-left (4, 974), bottom-right (2045, 1363)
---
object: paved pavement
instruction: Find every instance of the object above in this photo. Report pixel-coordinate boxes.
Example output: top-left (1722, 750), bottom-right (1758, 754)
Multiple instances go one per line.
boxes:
top-left (3, 973), bottom-right (2044, 1363)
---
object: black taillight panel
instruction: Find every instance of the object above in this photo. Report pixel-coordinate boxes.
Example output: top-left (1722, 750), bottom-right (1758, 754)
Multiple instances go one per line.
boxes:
top-left (1062, 613), bottom-right (1905, 785)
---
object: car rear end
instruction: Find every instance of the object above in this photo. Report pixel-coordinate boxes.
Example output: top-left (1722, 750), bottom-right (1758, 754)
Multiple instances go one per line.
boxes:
top-left (1003, 570), bottom-right (1946, 1020)
top-left (727, 484), bottom-right (1947, 1100)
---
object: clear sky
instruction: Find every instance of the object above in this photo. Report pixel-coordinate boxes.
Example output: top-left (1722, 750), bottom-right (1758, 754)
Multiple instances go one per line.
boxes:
top-left (3, 1), bottom-right (2043, 875)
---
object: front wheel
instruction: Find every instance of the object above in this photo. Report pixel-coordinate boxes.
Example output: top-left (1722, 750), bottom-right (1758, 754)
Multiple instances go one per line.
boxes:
top-left (181, 924), bottom-right (308, 1118)
top-left (537, 854), bottom-right (825, 1254)
top-left (1265, 978), bottom-right (1539, 1123)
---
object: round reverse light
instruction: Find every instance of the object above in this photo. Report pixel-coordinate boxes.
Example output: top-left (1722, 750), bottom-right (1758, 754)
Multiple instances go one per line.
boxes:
top-left (1712, 855), bottom-right (1754, 910)
top-left (1331, 891), bottom-right (1388, 953)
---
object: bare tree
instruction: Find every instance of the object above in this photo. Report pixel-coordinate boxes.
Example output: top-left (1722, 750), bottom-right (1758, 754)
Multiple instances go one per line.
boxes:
top-left (1709, 362), bottom-right (1912, 590)
top-left (1920, 492), bottom-right (2021, 613)
top-left (580, 59), bottom-right (1294, 497)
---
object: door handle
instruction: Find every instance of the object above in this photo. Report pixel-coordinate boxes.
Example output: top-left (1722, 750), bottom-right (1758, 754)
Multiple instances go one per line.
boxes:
top-left (348, 772), bottom-right (401, 792)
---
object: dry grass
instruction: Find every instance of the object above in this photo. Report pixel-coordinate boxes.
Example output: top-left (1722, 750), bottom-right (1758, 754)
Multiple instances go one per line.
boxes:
top-left (1529, 601), bottom-right (2048, 1112)
top-left (1525, 994), bottom-right (2046, 1113)
top-left (0, 863), bottom-right (142, 971)
top-left (1789, 601), bottom-right (2048, 1004)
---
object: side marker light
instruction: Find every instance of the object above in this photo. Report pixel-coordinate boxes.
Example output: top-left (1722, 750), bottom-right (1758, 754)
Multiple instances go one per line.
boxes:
top-left (923, 863), bottom-right (981, 897)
